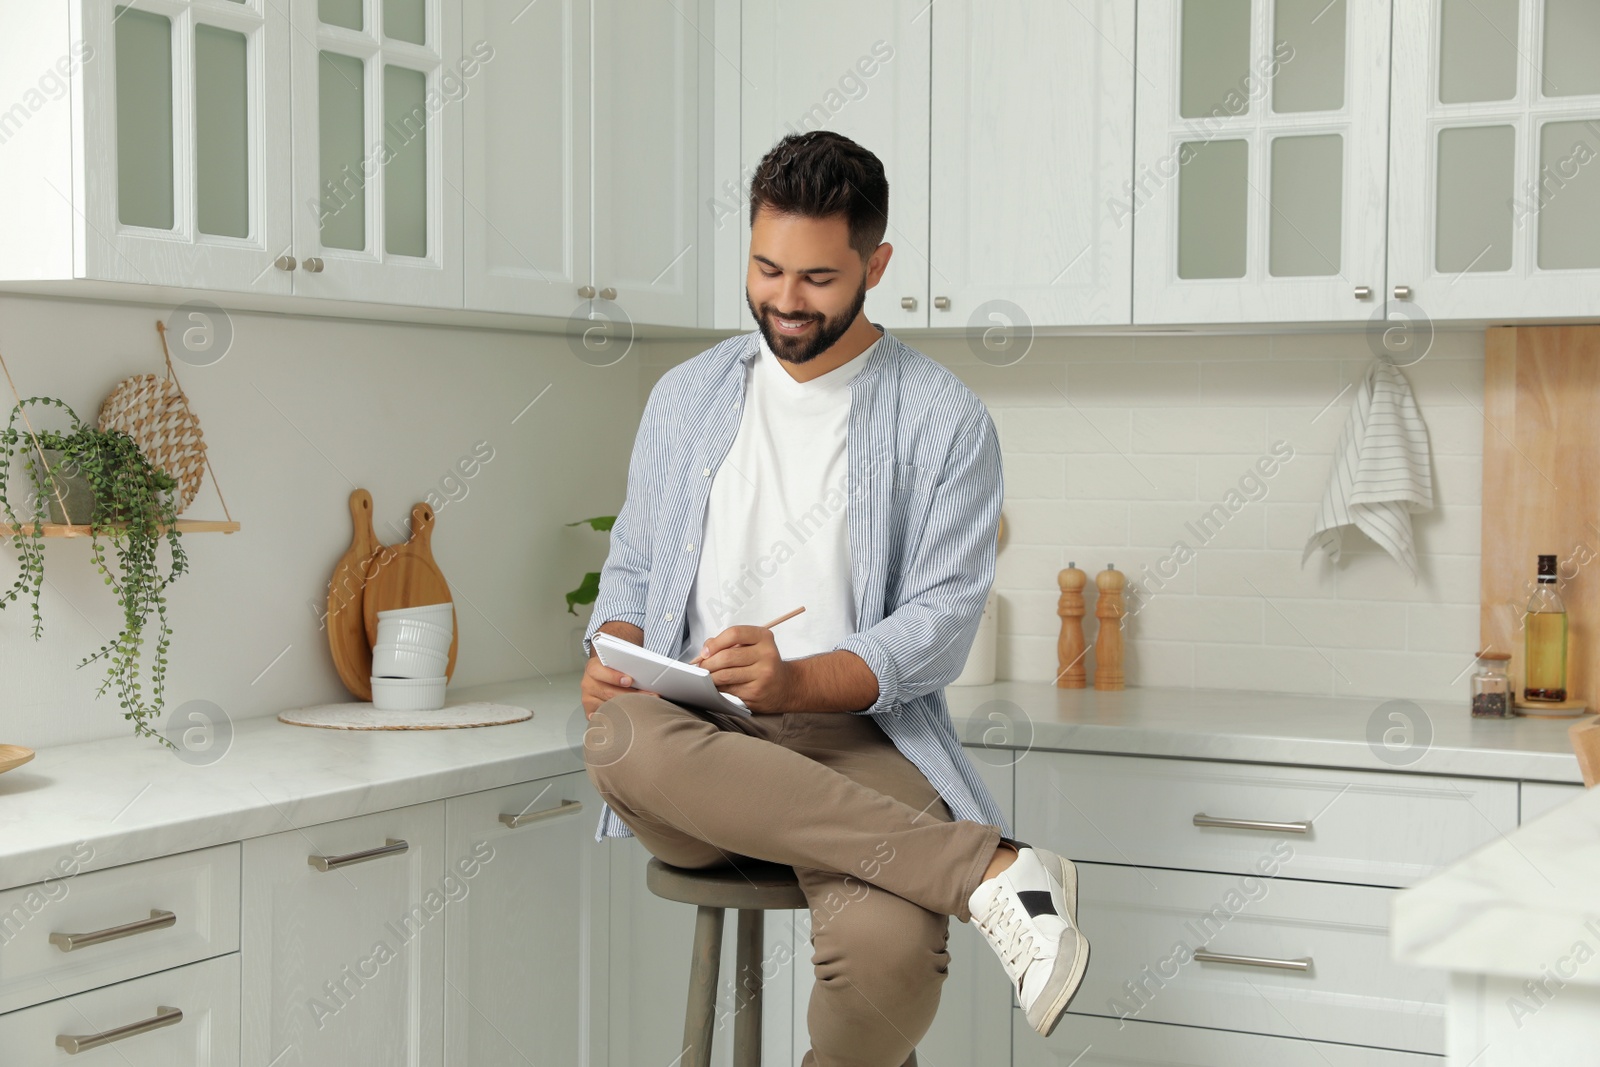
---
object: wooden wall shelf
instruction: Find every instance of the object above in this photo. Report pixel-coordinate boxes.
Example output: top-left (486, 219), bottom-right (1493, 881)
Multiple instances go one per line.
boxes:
top-left (0, 520), bottom-right (240, 537)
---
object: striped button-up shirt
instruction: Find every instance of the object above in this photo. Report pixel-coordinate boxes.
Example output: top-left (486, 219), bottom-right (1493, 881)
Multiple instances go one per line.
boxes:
top-left (582, 327), bottom-right (1011, 843)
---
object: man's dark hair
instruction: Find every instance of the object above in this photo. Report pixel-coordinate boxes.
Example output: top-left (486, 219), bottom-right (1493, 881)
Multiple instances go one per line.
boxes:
top-left (748, 131), bottom-right (889, 262)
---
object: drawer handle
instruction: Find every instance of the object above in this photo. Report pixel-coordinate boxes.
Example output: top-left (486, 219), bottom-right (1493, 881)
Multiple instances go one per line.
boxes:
top-left (308, 838), bottom-right (408, 872)
top-left (56, 1005), bottom-right (182, 1053)
top-left (1194, 949), bottom-right (1312, 972)
top-left (1193, 813), bottom-right (1311, 834)
top-left (49, 909), bottom-right (176, 952)
top-left (500, 798), bottom-right (583, 829)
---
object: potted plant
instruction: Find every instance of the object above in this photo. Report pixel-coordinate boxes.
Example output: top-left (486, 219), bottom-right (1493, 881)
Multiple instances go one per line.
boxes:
top-left (565, 514), bottom-right (614, 615)
top-left (0, 396), bottom-right (189, 747)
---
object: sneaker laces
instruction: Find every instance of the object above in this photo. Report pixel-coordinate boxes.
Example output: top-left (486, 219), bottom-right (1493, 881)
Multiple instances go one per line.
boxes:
top-left (975, 895), bottom-right (1037, 983)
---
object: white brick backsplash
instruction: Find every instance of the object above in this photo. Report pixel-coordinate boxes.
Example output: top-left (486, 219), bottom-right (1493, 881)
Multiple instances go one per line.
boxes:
top-left (1129, 500), bottom-right (1263, 550)
top-left (1002, 452), bottom-right (1066, 499)
top-left (1069, 361), bottom-right (1199, 405)
top-left (1067, 453), bottom-right (1197, 499)
top-left (1132, 408), bottom-right (1267, 453)
top-left (930, 328), bottom-right (1487, 702)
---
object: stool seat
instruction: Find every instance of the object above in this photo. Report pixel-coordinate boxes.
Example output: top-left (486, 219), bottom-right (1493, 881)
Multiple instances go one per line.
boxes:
top-left (646, 856), bottom-right (808, 910)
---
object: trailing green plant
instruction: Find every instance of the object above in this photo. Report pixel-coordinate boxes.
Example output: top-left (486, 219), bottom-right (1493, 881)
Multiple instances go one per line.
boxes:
top-left (564, 514), bottom-right (614, 614)
top-left (0, 396), bottom-right (188, 747)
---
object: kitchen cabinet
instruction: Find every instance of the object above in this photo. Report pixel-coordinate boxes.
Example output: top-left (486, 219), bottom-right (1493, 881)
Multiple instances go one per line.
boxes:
top-left (3, 0), bottom-right (462, 306)
top-left (1387, 0), bottom-right (1600, 321)
top-left (240, 801), bottom-right (446, 1067)
top-left (1132, 0), bottom-right (1393, 324)
top-left (287, 0), bottom-right (463, 306)
top-left (9, 0), bottom-right (294, 293)
top-left (739, 0), bottom-right (929, 332)
top-left (463, 0), bottom-right (702, 326)
top-left (1521, 779), bottom-right (1586, 823)
top-left (0, 953), bottom-right (241, 1066)
top-left (1015, 749), bottom-right (1514, 1060)
top-left (737, 0), bottom-right (1133, 334)
top-left (929, 1), bottom-right (1135, 330)
top-left (443, 771), bottom-right (609, 1065)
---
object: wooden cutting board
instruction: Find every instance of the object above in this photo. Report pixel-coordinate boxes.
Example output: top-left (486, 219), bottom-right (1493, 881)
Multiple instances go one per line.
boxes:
top-left (1481, 325), bottom-right (1600, 709)
top-left (0, 744), bottom-right (34, 775)
top-left (327, 489), bottom-right (381, 701)
top-left (362, 501), bottom-right (458, 679)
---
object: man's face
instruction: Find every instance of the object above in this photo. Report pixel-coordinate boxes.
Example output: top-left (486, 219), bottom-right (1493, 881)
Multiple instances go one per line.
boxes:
top-left (745, 208), bottom-right (888, 365)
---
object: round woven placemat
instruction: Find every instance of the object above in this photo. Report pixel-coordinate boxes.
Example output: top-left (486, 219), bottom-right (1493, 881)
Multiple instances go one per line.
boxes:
top-left (278, 701), bottom-right (533, 730)
top-left (97, 374), bottom-right (207, 514)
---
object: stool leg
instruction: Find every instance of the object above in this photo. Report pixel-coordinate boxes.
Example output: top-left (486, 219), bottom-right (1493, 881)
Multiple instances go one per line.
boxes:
top-left (683, 905), bottom-right (724, 1067)
top-left (732, 909), bottom-right (764, 1066)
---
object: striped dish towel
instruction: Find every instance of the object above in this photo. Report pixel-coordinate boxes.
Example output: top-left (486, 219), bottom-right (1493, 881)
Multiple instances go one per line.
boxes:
top-left (1303, 358), bottom-right (1433, 580)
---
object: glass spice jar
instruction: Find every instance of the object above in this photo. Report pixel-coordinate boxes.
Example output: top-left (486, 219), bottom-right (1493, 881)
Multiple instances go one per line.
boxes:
top-left (1471, 650), bottom-right (1512, 718)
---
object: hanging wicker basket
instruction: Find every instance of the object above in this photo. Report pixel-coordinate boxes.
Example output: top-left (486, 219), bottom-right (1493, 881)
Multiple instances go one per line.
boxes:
top-left (97, 373), bottom-right (208, 514)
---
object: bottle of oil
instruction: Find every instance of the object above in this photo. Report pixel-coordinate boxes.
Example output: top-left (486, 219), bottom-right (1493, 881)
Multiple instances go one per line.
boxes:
top-left (1523, 553), bottom-right (1568, 702)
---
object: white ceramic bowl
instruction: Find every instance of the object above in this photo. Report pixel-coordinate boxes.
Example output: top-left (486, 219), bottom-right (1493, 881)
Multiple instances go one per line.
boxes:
top-left (370, 675), bottom-right (447, 711)
top-left (377, 603), bottom-right (453, 623)
top-left (375, 616), bottom-right (453, 653)
top-left (371, 641), bottom-right (449, 679)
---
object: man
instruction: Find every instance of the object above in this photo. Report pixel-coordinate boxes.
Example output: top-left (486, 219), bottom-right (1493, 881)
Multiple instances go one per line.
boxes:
top-left (579, 130), bottom-right (1088, 1063)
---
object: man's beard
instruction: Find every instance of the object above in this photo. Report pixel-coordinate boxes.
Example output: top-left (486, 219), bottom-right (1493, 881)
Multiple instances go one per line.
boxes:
top-left (746, 271), bottom-right (868, 365)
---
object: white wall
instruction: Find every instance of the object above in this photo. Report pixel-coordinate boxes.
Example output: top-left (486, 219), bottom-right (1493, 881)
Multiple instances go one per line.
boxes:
top-left (0, 293), bottom-right (638, 749)
top-left (645, 327), bottom-right (1485, 703)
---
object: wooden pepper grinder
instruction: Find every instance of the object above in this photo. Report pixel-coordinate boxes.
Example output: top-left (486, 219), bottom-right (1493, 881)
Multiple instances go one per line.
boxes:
top-left (1056, 562), bottom-right (1088, 688)
top-left (1094, 564), bottom-right (1126, 691)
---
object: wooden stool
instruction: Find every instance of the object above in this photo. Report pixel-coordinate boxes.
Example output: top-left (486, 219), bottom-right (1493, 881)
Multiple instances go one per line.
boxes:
top-left (644, 858), bottom-right (924, 1067)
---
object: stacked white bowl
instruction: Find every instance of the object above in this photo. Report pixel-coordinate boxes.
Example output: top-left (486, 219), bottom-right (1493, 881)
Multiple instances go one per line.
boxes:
top-left (370, 602), bottom-right (452, 711)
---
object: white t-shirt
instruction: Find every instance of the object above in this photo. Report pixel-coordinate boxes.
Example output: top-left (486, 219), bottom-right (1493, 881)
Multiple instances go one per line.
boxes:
top-left (684, 328), bottom-right (881, 661)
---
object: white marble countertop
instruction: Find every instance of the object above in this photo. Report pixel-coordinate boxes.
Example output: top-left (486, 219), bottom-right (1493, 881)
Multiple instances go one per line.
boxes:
top-left (0, 675), bottom-right (1583, 892)
top-left (1392, 782), bottom-right (1600, 986)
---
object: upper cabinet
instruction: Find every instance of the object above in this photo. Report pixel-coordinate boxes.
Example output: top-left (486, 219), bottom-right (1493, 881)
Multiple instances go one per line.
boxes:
top-left (75, 0), bottom-right (294, 293)
top-left (737, 0), bottom-right (1135, 332)
top-left (287, 0), bottom-right (463, 306)
top-left (463, 0), bottom-right (702, 327)
top-left (930, 0), bottom-right (1135, 328)
top-left (1388, 0), bottom-right (1600, 320)
top-left (740, 0), bottom-right (931, 331)
top-left (1133, 0), bottom-right (1392, 324)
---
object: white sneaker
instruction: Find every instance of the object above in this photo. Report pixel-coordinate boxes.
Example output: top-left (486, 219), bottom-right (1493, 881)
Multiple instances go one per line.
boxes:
top-left (967, 842), bottom-right (1089, 1037)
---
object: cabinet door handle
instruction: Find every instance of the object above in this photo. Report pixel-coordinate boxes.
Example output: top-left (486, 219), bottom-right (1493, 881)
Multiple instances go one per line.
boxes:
top-left (1192, 813), bottom-right (1311, 834)
top-left (56, 1005), bottom-right (182, 1053)
top-left (50, 909), bottom-right (176, 952)
top-left (598, 287), bottom-right (617, 301)
top-left (577, 285), bottom-right (597, 299)
top-left (308, 838), bottom-right (408, 872)
top-left (1353, 285), bottom-right (1371, 299)
top-left (1194, 949), bottom-right (1312, 972)
top-left (301, 257), bottom-right (325, 273)
top-left (1392, 284), bottom-right (1412, 300)
top-left (933, 296), bottom-right (950, 310)
top-left (499, 798), bottom-right (583, 829)
top-left (900, 296), bottom-right (917, 311)
top-left (274, 255), bottom-right (297, 272)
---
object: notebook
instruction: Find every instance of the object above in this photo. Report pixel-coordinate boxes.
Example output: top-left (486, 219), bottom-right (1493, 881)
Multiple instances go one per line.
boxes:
top-left (591, 632), bottom-right (752, 717)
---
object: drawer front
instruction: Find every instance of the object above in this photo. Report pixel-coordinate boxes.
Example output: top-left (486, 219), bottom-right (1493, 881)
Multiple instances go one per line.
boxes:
top-left (1521, 781), bottom-right (1586, 824)
top-left (1019, 751), bottom-right (1516, 887)
top-left (0, 843), bottom-right (240, 1014)
top-left (1017, 1011), bottom-right (1442, 1066)
top-left (1064, 862), bottom-right (1443, 1054)
top-left (0, 952), bottom-right (239, 1066)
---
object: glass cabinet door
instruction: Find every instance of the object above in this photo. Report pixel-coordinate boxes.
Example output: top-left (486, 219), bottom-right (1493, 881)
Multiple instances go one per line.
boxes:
top-left (1133, 0), bottom-right (1391, 324)
top-left (289, 0), bottom-right (461, 306)
top-left (1388, 0), bottom-right (1600, 320)
top-left (83, 0), bottom-right (292, 292)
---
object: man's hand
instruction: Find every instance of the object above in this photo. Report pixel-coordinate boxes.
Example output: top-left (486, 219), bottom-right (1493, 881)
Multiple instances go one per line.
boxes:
top-left (698, 626), bottom-right (796, 714)
top-left (581, 622), bottom-right (658, 718)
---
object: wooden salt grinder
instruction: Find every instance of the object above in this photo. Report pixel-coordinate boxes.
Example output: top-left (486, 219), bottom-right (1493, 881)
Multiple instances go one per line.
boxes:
top-left (1056, 562), bottom-right (1088, 688)
top-left (1094, 564), bottom-right (1126, 691)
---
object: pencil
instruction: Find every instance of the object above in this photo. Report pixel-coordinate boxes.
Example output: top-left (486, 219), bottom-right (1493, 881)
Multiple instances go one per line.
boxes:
top-left (688, 606), bottom-right (805, 666)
